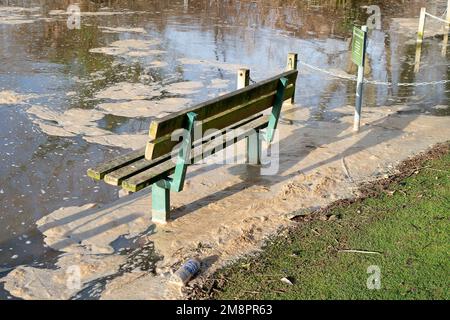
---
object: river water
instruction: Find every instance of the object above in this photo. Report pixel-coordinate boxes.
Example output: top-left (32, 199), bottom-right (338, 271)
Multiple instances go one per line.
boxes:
top-left (0, 0), bottom-right (449, 297)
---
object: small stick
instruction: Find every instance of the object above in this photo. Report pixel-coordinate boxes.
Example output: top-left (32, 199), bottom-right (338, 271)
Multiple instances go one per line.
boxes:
top-left (338, 249), bottom-right (382, 255)
top-left (243, 290), bottom-right (261, 295)
top-left (422, 168), bottom-right (449, 173)
top-left (341, 157), bottom-right (354, 183)
top-left (272, 289), bottom-right (287, 294)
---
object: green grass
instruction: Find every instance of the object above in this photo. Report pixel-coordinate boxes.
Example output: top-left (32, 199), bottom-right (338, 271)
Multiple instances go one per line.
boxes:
top-left (214, 148), bottom-right (450, 300)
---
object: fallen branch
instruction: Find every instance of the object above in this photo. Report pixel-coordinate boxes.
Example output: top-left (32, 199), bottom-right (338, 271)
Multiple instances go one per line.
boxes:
top-left (338, 249), bottom-right (383, 255)
top-left (242, 290), bottom-right (261, 294)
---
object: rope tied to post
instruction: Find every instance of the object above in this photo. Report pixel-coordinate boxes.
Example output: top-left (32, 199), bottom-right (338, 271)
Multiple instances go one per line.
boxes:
top-left (296, 59), bottom-right (450, 87)
top-left (425, 11), bottom-right (450, 24)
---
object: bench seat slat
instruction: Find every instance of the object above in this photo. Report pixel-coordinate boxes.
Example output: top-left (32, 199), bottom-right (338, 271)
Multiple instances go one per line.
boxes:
top-left (146, 70), bottom-right (297, 160)
top-left (104, 156), bottom-right (168, 186)
top-left (104, 113), bottom-right (265, 186)
top-left (122, 115), bottom-right (270, 192)
top-left (87, 147), bottom-right (145, 180)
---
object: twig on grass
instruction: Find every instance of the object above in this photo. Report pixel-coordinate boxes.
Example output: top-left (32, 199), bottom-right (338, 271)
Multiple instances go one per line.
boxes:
top-left (338, 249), bottom-right (383, 255)
top-left (422, 167), bottom-right (450, 174)
top-left (242, 290), bottom-right (261, 295)
top-left (272, 289), bottom-right (288, 294)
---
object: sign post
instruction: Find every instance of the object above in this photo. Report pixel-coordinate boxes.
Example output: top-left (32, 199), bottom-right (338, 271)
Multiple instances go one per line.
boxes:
top-left (352, 25), bottom-right (368, 132)
top-left (443, 0), bottom-right (450, 56)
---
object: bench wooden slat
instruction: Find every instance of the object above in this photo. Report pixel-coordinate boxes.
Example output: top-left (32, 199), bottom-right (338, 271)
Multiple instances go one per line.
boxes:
top-left (87, 147), bottom-right (146, 180)
top-left (104, 156), bottom-right (167, 186)
top-left (104, 114), bottom-right (265, 186)
top-left (122, 115), bottom-right (270, 192)
top-left (145, 70), bottom-right (298, 160)
top-left (104, 114), bottom-right (262, 186)
top-left (146, 85), bottom-right (294, 160)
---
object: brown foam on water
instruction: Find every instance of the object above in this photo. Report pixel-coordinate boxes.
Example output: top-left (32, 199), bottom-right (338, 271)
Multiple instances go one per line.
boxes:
top-left (97, 98), bottom-right (191, 118)
top-left (0, 6), bottom-right (41, 25)
top-left (26, 105), bottom-right (148, 149)
top-left (0, 91), bottom-right (37, 105)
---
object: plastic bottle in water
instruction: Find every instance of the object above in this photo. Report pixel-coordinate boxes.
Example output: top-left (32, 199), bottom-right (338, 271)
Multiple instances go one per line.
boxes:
top-left (170, 258), bottom-right (201, 286)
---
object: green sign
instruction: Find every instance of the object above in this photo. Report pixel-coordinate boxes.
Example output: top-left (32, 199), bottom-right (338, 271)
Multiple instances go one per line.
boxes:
top-left (352, 26), bottom-right (367, 67)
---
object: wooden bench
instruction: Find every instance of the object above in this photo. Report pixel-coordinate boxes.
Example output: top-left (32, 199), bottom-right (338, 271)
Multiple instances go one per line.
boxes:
top-left (88, 53), bottom-right (298, 223)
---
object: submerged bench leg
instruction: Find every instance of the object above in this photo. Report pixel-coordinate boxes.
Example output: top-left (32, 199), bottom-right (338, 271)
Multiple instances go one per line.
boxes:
top-left (152, 180), bottom-right (171, 224)
top-left (246, 132), bottom-right (261, 165)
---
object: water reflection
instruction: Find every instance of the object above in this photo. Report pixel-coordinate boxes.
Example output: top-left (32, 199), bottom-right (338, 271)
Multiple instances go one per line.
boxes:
top-left (0, 0), bottom-right (448, 273)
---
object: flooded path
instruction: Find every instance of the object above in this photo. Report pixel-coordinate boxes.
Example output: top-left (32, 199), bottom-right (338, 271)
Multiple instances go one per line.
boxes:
top-left (0, 0), bottom-right (449, 299)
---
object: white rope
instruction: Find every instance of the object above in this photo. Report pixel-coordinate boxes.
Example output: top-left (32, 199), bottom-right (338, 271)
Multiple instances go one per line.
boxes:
top-left (425, 12), bottom-right (450, 24)
top-left (297, 60), bottom-right (450, 87)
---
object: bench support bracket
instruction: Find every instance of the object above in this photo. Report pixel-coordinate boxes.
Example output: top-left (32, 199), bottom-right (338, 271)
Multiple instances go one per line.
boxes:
top-left (266, 77), bottom-right (288, 143)
top-left (246, 77), bottom-right (288, 165)
top-left (246, 133), bottom-right (262, 165)
top-left (152, 180), bottom-right (171, 223)
top-left (152, 112), bottom-right (198, 223)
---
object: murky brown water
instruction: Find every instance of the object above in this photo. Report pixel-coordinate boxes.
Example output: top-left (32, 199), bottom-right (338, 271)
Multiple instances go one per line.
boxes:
top-left (0, 0), bottom-right (449, 297)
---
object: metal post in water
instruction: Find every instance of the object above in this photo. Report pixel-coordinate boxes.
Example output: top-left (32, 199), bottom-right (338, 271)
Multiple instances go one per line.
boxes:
top-left (414, 8), bottom-right (427, 72)
top-left (447, 0), bottom-right (450, 25)
top-left (237, 68), bottom-right (250, 89)
top-left (237, 69), bottom-right (256, 164)
top-left (353, 26), bottom-right (368, 132)
top-left (417, 7), bottom-right (427, 44)
top-left (286, 53), bottom-right (298, 105)
top-left (442, 0), bottom-right (450, 56)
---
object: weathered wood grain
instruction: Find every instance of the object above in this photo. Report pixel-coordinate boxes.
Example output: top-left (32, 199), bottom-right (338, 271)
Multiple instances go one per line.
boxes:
top-left (123, 115), bottom-right (270, 192)
top-left (103, 114), bottom-right (264, 186)
top-left (87, 147), bottom-right (145, 180)
top-left (145, 70), bottom-right (297, 160)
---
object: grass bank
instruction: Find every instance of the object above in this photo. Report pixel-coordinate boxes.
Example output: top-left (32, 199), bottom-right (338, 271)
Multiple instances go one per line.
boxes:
top-left (193, 143), bottom-right (450, 300)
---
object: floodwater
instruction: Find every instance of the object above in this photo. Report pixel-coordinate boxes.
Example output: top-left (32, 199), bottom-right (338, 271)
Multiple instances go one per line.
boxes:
top-left (0, 0), bottom-right (449, 297)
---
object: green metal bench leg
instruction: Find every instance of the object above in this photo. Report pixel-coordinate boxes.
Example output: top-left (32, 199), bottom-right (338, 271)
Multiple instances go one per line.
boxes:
top-left (152, 179), bottom-right (171, 224)
top-left (171, 112), bottom-right (198, 192)
top-left (151, 112), bottom-right (198, 224)
top-left (246, 132), bottom-right (261, 165)
top-left (244, 77), bottom-right (287, 167)
top-left (266, 77), bottom-right (288, 143)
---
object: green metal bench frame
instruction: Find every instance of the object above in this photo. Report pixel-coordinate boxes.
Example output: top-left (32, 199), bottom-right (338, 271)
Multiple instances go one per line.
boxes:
top-left (88, 53), bottom-right (298, 224)
top-left (150, 77), bottom-right (288, 223)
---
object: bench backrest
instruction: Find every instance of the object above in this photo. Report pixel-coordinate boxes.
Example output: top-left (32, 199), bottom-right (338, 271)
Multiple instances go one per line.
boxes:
top-left (145, 69), bottom-right (298, 160)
